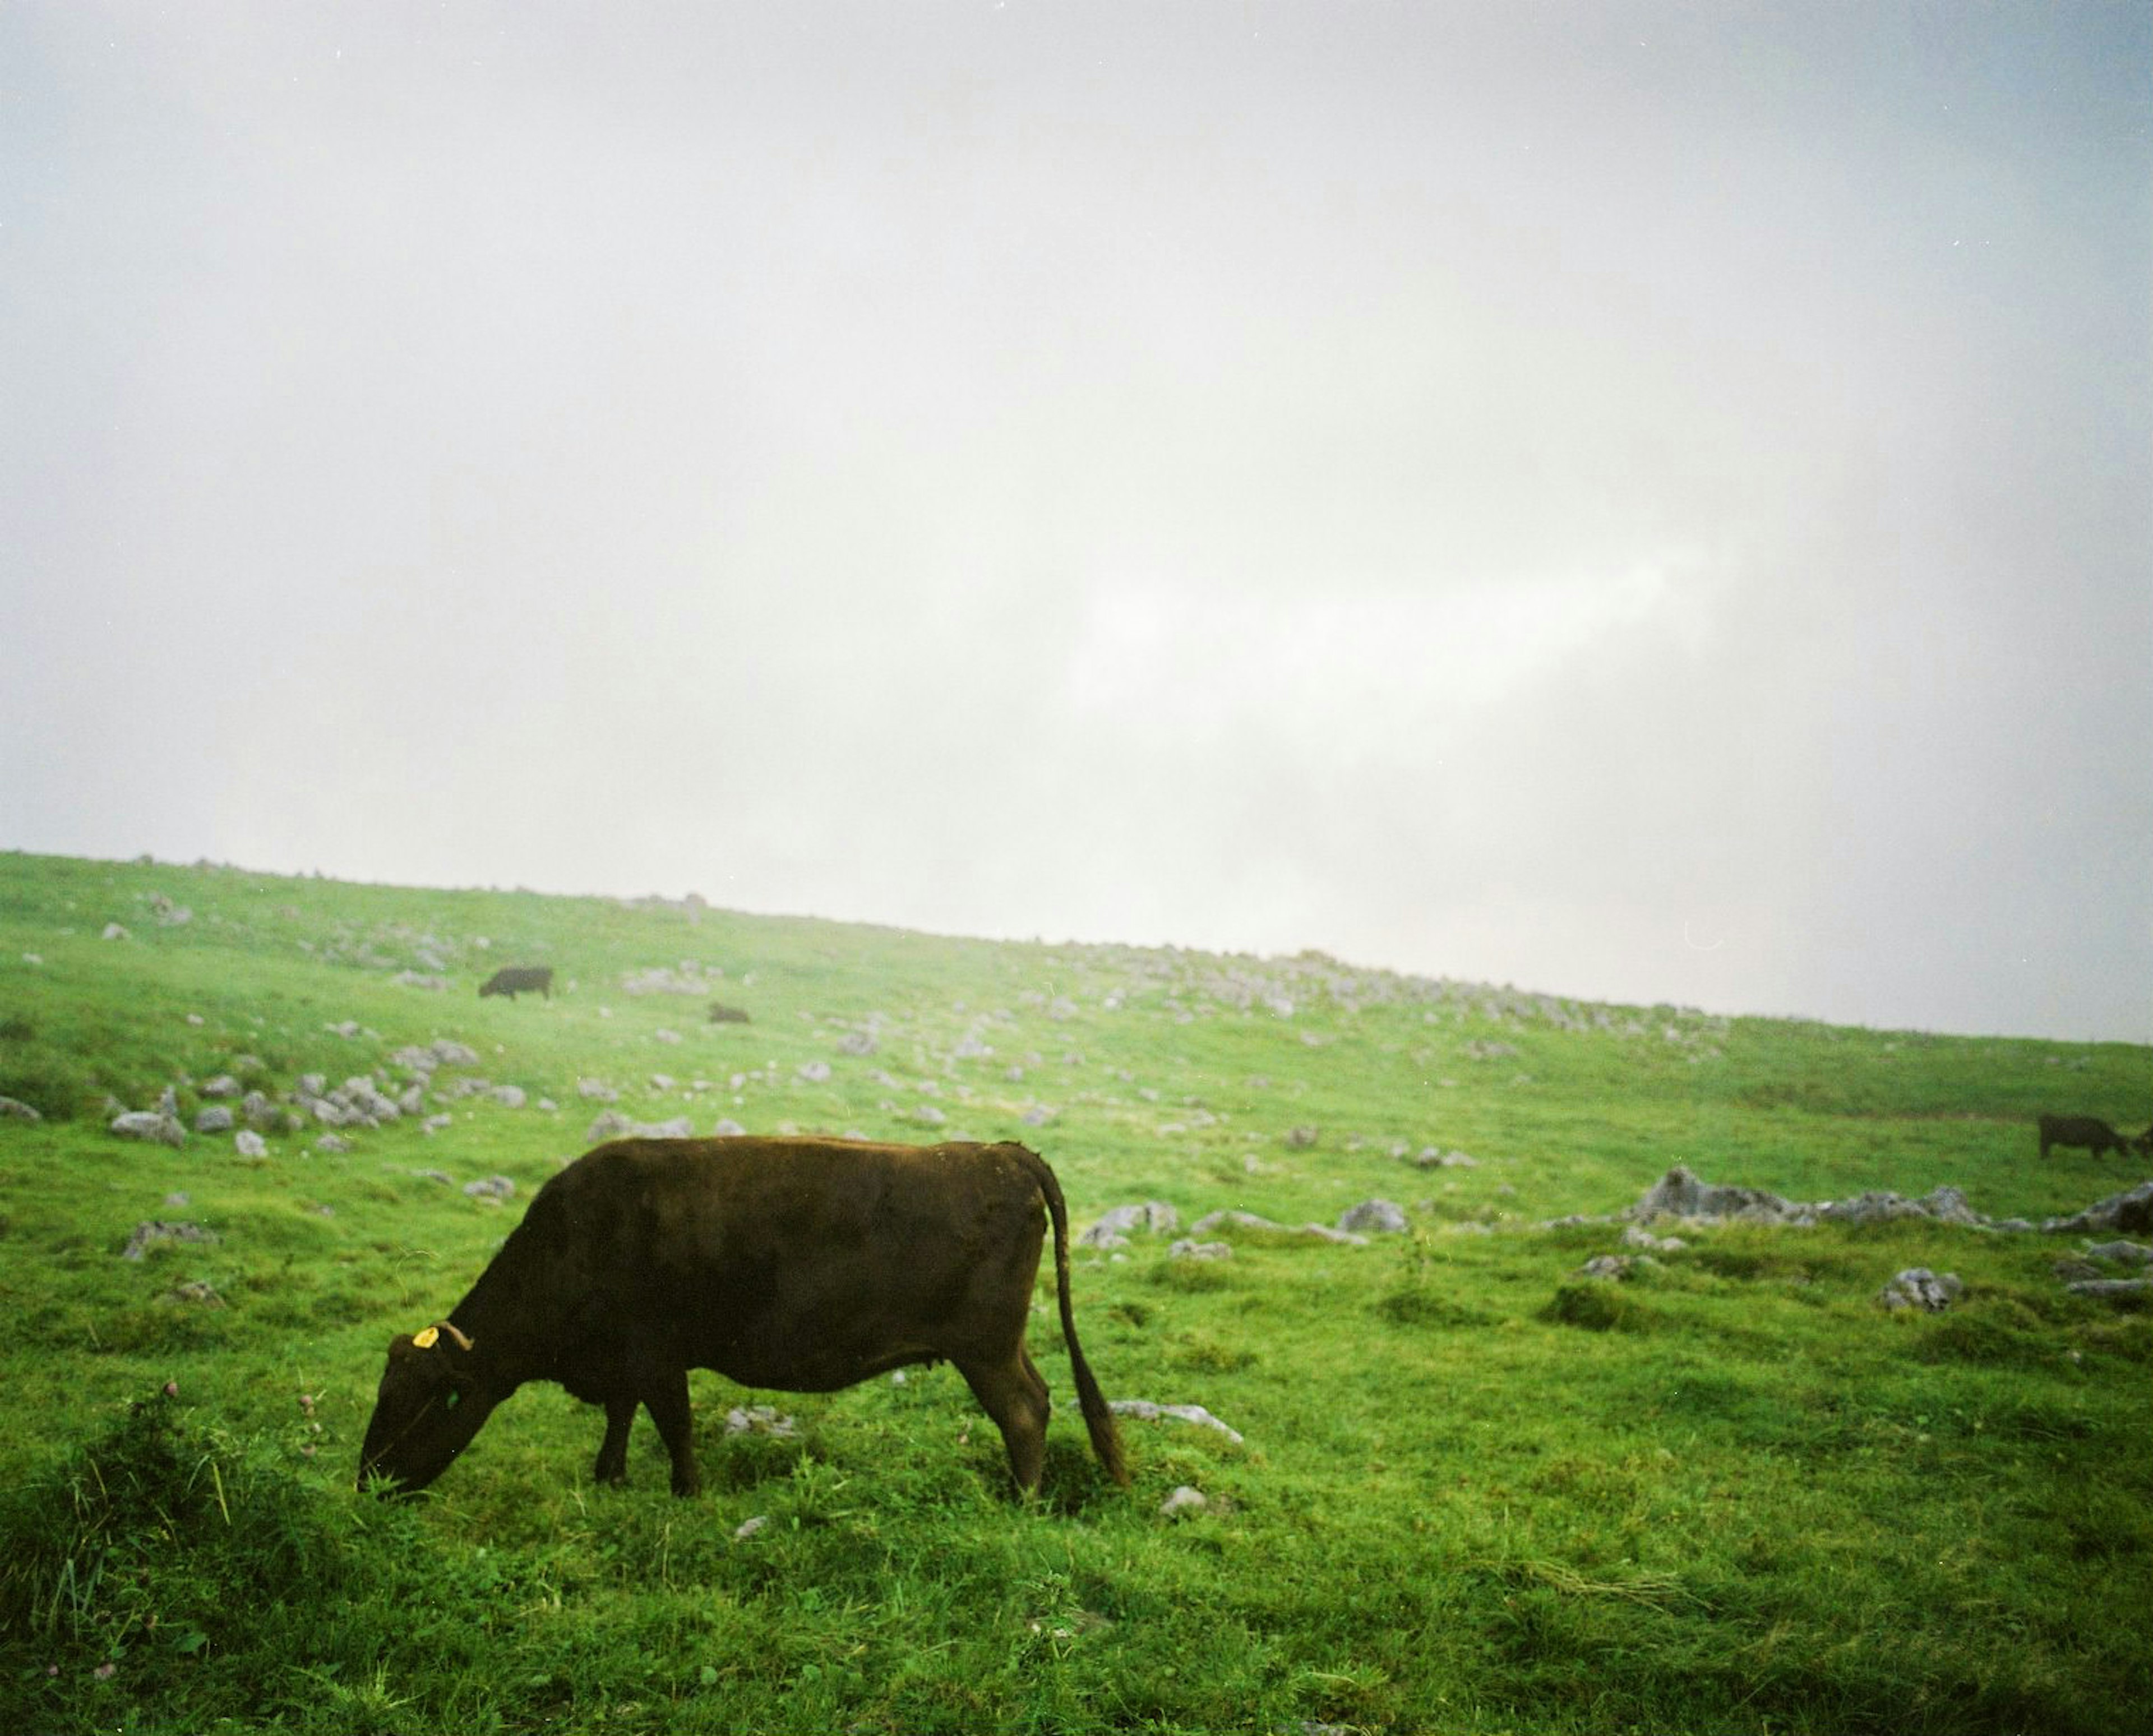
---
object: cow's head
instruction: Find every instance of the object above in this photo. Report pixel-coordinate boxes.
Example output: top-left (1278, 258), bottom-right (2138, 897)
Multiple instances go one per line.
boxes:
top-left (478, 978), bottom-right (501, 998)
top-left (358, 1321), bottom-right (500, 1495)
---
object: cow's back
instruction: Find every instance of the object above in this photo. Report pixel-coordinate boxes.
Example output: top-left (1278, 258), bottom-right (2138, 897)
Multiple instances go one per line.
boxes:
top-left (521, 1137), bottom-right (1051, 1391)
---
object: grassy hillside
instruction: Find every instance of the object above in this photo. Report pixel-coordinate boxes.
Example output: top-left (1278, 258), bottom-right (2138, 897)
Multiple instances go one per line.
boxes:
top-left (1, 848), bottom-right (2147, 1734)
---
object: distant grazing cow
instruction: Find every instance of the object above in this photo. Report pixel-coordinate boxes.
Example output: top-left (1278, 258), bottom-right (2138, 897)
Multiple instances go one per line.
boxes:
top-left (358, 1137), bottom-right (1128, 1499)
top-left (707, 1002), bottom-right (751, 1024)
top-left (479, 966), bottom-right (553, 1001)
top-left (2037, 1113), bottom-right (2135, 1161)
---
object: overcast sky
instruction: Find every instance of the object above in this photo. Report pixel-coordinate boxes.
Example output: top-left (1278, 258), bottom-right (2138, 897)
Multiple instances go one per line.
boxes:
top-left (3, 2), bottom-right (2148, 1042)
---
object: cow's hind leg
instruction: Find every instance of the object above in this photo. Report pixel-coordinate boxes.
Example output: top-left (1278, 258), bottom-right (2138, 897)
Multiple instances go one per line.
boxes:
top-left (958, 1351), bottom-right (1050, 1495)
top-left (594, 1393), bottom-right (636, 1485)
top-left (644, 1367), bottom-right (701, 1497)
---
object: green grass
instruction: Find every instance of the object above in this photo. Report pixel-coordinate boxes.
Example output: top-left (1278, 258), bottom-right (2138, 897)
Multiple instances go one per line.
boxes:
top-left (1, 847), bottom-right (2149, 1733)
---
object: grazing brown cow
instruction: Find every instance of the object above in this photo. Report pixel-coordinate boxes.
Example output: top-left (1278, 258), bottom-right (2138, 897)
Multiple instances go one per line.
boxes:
top-left (358, 1137), bottom-right (1127, 1498)
top-left (2037, 1114), bottom-right (2136, 1161)
top-left (479, 966), bottom-right (553, 1000)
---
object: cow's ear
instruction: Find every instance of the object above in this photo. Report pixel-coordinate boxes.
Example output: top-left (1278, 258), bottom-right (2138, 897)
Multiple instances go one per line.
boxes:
top-left (412, 1325), bottom-right (441, 1350)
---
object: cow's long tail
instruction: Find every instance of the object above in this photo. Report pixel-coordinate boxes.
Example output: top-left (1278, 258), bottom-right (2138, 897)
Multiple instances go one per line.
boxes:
top-left (1020, 1148), bottom-right (1129, 1486)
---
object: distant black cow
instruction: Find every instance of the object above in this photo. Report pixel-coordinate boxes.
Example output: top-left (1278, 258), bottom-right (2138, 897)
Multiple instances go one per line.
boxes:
top-left (2036, 1113), bottom-right (2134, 1161)
top-left (707, 1002), bottom-right (751, 1024)
top-left (479, 966), bottom-right (553, 1001)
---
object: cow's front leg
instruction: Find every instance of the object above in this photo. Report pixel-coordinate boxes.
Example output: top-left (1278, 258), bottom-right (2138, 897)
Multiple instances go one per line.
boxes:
top-left (644, 1368), bottom-right (701, 1497)
top-left (594, 1392), bottom-right (636, 1485)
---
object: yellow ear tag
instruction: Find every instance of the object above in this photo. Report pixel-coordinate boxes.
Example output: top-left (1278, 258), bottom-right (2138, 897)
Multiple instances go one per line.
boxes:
top-left (412, 1326), bottom-right (440, 1350)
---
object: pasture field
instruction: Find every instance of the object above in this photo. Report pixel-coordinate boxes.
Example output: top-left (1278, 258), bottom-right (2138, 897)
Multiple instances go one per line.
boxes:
top-left (0, 849), bottom-right (2148, 1734)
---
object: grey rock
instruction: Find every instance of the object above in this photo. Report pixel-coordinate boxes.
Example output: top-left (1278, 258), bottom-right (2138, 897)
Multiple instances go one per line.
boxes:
top-left (422, 1114), bottom-right (453, 1135)
top-left (797, 1060), bottom-right (832, 1083)
top-left (198, 1075), bottom-right (241, 1098)
top-left (1878, 1268), bottom-right (1962, 1312)
top-left (315, 1134), bottom-right (353, 1155)
top-left (1083, 1202), bottom-right (1179, 1244)
top-left (0, 1095), bottom-right (43, 1122)
top-left (837, 1031), bottom-right (877, 1057)
top-left (724, 1405), bottom-right (797, 1438)
top-left (2066, 1277), bottom-right (2153, 1299)
top-left (111, 1111), bottom-right (186, 1148)
top-left (194, 1105), bottom-right (234, 1134)
top-left (1283, 1126), bottom-right (1319, 1148)
top-left (1633, 1165), bottom-right (1795, 1222)
top-left (463, 1175), bottom-right (516, 1201)
top-left (234, 1130), bottom-right (267, 1158)
top-left (1159, 1485), bottom-right (1208, 1518)
top-left (577, 1078), bottom-right (618, 1100)
top-left (2045, 1180), bottom-right (2153, 1238)
top-left (1168, 1239), bottom-right (1233, 1261)
top-left (713, 1118), bottom-right (746, 1137)
top-left (1413, 1147), bottom-right (1477, 1168)
top-left (489, 1085), bottom-right (527, 1109)
top-left (2084, 1240), bottom-right (2153, 1266)
top-left (1106, 1398), bottom-right (1244, 1446)
top-left (1338, 1199), bottom-right (1408, 1235)
top-left (121, 1221), bottom-right (217, 1260)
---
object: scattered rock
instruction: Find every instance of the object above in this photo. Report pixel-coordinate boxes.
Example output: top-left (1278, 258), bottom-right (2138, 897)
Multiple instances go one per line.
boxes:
top-left (713, 1119), bottom-right (746, 1137)
top-left (102, 922), bottom-right (130, 940)
top-left (167, 1280), bottom-right (222, 1306)
top-left (315, 1134), bottom-right (353, 1155)
top-left (1188, 1209), bottom-right (1369, 1246)
top-left (2084, 1240), bottom-right (2153, 1266)
top-left (835, 1030), bottom-right (876, 1056)
top-left (422, 1114), bottom-right (453, 1134)
top-left (2046, 1180), bottom-right (2153, 1238)
top-left (1878, 1268), bottom-right (1963, 1312)
top-left (724, 1405), bottom-right (797, 1438)
top-left (122, 1221), bottom-right (217, 1261)
top-left (411, 1169), bottom-right (455, 1186)
top-left (489, 1085), bottom-right (527, 1109)
top-left (1621, 1225), bottom-right (1685, 1252)
top-left (110, 1111), bottom-right (186, 1148)
top-left (577, 1079), bottom-right (618, 1101)
top-left (1020, 1106), bottom-right (1054, 1126)
top-left (914, 1105), bottom-right (948, 1126)
top-left (198, 1075), bottom-right (241, 1098)
top-left (1168, 1239), bottom-right (1233, 1261)
top-left (2066, 1278), bottom-right (2153, 1301)
top-left (1159, 1485), bottom-right (1208, 1518)
top-left (0, 1095), bottom-right (43, 1123)
top-left (1338, 1199), bottom-right (1407, 1235)
top-left (1106, 1399), bottom-right (1244, 1446)
top-left (653, 1028), bottom-right (682, 1046)
top-left (463, 1175), bottom-right (516, 1201)
top-left (1083, 1202), bottom-right (1180, 1244)
top-left (1412, 1147), bottom-right (1477, 1168)
top-left (797, 1061), bottom-right (831, 1083)
top-left (194, 1105), bottom-right (234, 1134)
top-left (1580, 1254), bottom-right (1651, 1280)
top-left (1283, 1126), bottom-right (1319, 1149)
top-left (733, 1514), bottom-right (769, 1540)
top-left (234, 1130), bottom-right (267, 1158)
